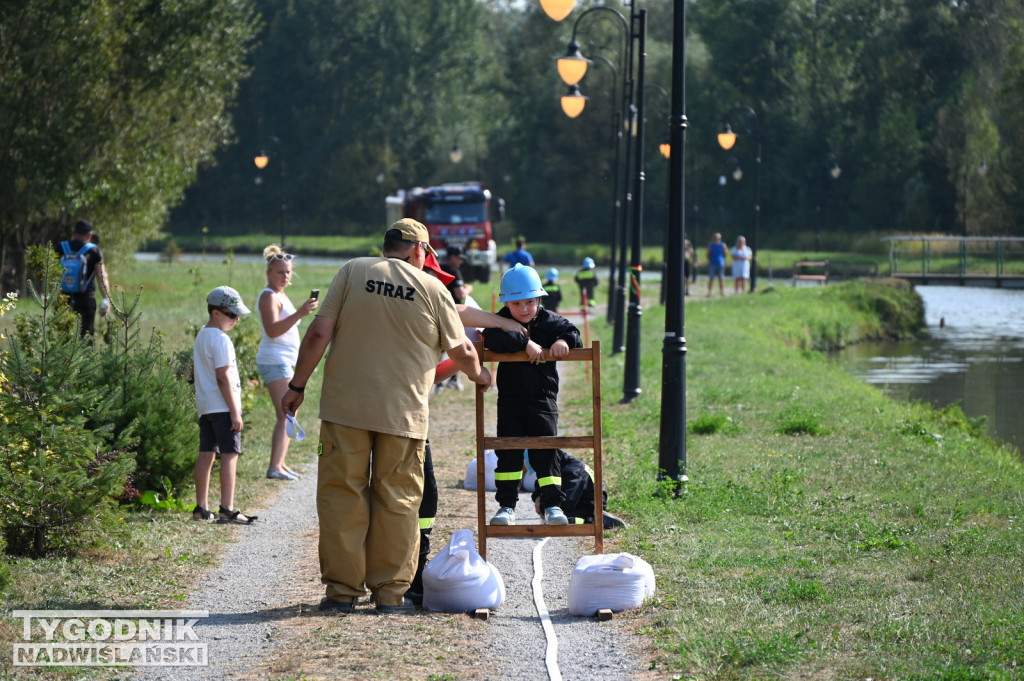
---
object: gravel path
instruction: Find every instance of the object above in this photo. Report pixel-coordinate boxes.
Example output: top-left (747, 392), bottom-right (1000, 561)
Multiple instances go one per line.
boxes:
top-left (483, 492), bottom-right (649, 681)
top-left (135, 468), bottom-right (320, 681)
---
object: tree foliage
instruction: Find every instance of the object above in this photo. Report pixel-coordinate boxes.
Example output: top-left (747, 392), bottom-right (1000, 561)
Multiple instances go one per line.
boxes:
top-left (0, 0), bottom-right (259, 289)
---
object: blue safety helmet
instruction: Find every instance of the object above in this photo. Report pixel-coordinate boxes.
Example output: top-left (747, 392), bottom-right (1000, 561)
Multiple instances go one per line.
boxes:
top-left (499, 263), bottom-right (547, 302)
top-left (545, 268), bottom-right (559, 281)
top-left (582, 257), bottom-right (595, 269)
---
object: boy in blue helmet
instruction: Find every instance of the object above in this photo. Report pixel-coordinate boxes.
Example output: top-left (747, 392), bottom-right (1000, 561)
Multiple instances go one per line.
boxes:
top-left (483, 264), bottom-right (582, 526)
top-left (575, 257), bottom-right (598, 308)
top-left (542, 268), bottom-right (562, 312)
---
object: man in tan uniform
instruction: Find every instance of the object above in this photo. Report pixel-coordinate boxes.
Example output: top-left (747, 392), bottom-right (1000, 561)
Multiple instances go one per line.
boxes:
top-left (282, 219), bottom-right (491, 614)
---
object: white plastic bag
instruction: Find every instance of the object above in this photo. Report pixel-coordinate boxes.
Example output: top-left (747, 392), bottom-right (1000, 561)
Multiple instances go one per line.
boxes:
top-left (463, 450), bottom-right (498, 491)
top-left (567, 553), bottom-right (656, 616)
top-left (464, 450), bottom-right (535, 492)
top-left (422, 529), bottom-right (505, 613)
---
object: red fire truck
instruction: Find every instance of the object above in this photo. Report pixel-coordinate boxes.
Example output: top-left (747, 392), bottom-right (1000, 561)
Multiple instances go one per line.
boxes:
top-left (385, 181), bottom-right (502, 282)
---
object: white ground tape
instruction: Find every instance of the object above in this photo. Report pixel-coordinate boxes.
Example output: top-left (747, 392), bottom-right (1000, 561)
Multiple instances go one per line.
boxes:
top-left (532, 537), bottom-right (562, 681)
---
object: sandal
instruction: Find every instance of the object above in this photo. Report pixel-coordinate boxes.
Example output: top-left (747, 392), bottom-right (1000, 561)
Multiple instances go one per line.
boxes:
top-left (191, 504), bottom-right (213, 521)
top-left (217, 505), bottom-right (258, 525)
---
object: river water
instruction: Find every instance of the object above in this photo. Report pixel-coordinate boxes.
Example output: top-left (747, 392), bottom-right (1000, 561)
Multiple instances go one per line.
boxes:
top-left (833, 286), bottom-right (1024, 451)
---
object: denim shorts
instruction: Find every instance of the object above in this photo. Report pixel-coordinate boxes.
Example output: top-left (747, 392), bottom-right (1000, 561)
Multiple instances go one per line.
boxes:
top-left (258, 363), bottom-right (294, 383)
top-left (708, 262), bottom-right (725, 278)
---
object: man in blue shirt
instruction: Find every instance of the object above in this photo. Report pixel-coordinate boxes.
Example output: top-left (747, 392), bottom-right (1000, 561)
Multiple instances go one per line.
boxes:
top-left (501, 238), bottom-right (534, 272)
top-left (706, 232), bottom-right (728, 297)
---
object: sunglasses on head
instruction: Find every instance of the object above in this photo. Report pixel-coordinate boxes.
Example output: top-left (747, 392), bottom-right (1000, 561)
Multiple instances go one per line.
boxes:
top-left (219, 308), bottom-right (239, 319)
top-left (268, 253), bottom-right (294, 261)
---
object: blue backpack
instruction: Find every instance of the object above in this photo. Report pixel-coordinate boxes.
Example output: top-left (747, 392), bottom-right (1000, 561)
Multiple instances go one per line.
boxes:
top-left (59, 241), bottom-right (97, 294)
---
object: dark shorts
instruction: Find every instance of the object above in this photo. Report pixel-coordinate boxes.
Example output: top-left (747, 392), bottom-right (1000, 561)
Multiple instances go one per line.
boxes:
top-left (198, 412), bottom-right (242, 455)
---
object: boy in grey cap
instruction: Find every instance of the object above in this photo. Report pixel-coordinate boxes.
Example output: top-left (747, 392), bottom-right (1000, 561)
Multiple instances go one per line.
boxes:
top-left (192, 286), bottom-right (258, 525)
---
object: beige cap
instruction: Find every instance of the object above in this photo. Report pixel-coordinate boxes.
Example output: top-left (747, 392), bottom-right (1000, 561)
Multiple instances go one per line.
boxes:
top-left (388, 218), bottom-right (437, 256)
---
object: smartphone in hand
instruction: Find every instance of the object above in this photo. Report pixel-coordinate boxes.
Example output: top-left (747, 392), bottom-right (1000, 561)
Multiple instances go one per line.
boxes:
top-left (310, 289), bottom-right (320, 300)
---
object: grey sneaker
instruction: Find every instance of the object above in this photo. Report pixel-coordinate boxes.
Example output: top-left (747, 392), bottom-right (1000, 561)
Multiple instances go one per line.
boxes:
top-left (375, 598), bottom-right (416, 615)
top-left (490, 507), bottom-right (516, 526)
top-left (544, 506), bottom-right (568, 526)
top-left (267, 469), bottom-right (297, 481)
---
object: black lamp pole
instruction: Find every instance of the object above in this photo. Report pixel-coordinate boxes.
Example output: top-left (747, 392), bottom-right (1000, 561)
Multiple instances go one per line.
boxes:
top-left (658, 0), bottom-right (688, 493)
top-left (556, 7), bottom-right (635, 353)
top-left (621, 7), bottom-right (647, 404)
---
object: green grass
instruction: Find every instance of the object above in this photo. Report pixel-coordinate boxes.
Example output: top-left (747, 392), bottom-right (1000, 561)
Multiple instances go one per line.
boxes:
top-left (580, 279), bottom-right (1024, 680)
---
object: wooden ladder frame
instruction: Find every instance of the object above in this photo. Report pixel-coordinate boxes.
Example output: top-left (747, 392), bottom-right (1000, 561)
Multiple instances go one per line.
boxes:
top-left (474, 340), bottom-right (604, 560)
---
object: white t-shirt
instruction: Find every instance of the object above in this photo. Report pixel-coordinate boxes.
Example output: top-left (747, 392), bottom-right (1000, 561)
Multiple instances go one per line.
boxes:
top-left (255, 288), bottom-right (300, 366)
top-left (193, 326), bottom-right (240, 416)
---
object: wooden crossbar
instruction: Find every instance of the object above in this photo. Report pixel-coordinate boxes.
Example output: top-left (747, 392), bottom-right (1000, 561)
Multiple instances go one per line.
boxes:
top-left (475, 340), bottom-right (603, 560)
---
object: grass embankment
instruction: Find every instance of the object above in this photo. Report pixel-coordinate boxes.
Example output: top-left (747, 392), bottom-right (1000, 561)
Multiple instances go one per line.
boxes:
top-left (585, 279), bottom-right (1024, 679)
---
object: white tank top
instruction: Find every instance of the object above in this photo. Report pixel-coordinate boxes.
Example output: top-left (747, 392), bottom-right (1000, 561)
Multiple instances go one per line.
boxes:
top-left (255, 288), bottom-right (300, 366)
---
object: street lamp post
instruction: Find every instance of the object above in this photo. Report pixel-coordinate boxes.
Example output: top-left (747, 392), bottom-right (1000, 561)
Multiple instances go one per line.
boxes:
top-left (552, 3), bottom-right (638, 357)
top-left (717, 108), bottom-right (760, 291)
top-left (559, 52), bottom-right (625, 330)
top-left (253, 135), bottom-right (286, 248)
top-left (658, 0), bottom-right (688, 492)
top-left (621, 8), bottom-right (647, 404)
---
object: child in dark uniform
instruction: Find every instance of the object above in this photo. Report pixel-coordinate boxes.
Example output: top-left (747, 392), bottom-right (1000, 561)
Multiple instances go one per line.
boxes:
top-left (483, 264), bottom-right (582, 526)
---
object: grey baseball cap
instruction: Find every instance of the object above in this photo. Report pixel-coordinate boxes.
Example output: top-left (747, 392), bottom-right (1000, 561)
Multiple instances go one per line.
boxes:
top-left (207, 286), bottom-right (251, 315)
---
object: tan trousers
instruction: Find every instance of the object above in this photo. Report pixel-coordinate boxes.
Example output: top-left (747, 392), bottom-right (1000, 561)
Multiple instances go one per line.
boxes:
top-left (317, 422), bottom-right (425, 606)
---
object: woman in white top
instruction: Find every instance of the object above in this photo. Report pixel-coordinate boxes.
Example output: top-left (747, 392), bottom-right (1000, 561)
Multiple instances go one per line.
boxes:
top-left (256, 245), bottom-right (319, 480)
top-left (731, 235), bottom-right (753, 294)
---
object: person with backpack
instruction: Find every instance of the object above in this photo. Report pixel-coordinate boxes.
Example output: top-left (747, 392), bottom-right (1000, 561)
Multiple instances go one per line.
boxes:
top-left (55, 220), bottom-right (110, 339)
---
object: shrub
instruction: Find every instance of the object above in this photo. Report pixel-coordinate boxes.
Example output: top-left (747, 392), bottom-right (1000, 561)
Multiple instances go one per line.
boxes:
top-left (0, 265), bottom-right (134, 556)
top-left (97, 289), bottom-right (199, 489)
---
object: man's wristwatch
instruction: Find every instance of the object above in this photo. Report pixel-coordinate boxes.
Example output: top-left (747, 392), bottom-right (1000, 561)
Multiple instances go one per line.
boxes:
top-left (287, 382), bottom-right (305, 393)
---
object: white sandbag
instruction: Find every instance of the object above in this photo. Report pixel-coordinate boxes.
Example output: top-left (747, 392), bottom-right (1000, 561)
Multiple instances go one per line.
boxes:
top-left (521, 467), bottom-right (536, 492)
top-left (463, 450), bottom-right (535, 492)
top-left (422, 529), bottom-right (505, 613)
top-left (568, 553), bottom-right (656, 616)
top-left (463, 450), bottom-right (498, 491)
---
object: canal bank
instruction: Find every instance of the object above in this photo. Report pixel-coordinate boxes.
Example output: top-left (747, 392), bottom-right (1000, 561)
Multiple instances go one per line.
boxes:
top-left (835, 285), bottom-right (1024, 451)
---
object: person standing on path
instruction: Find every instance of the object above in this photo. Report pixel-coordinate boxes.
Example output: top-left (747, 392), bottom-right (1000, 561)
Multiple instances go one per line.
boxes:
top-left (192, 286), bottom-right (257, 525)
top-left (706, 232), bottom-right (729, 297)
top-left (256, 245), bottom-right (319, 481)
top-left (55, 219), bottom-right (110, 339)
top-left (575, 257), bottom-right (598, 308)
top-left (282, 218), bottom-right (491, 615)
top-left (542, 268), bottom-right (562, 312)
top-left (731, 235), bottom-right (752, 294)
